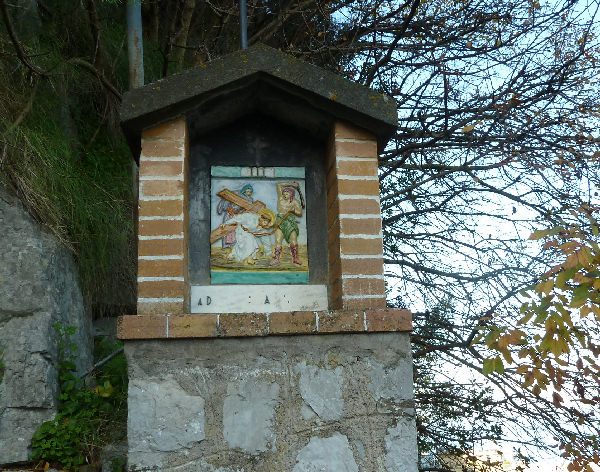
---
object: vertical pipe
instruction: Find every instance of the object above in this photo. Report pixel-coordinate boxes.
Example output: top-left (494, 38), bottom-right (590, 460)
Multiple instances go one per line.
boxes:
top-left (127, 0), bottom-right (144, 89)
top-left (239, 0), bottom-right (248, 49)
top-left (126, 0), bottom-right (143, 247)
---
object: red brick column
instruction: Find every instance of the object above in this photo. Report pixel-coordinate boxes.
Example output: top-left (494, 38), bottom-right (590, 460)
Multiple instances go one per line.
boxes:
top-left (136, 118), bottom-right (189, 315)
top-left (327, 121), bottom-right (386, 309)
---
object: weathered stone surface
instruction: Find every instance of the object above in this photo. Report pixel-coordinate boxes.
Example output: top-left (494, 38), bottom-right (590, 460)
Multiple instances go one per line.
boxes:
top-left (124, 333), bottom-right (417, 471)
top-left (128, 377), bottom-right (205, 455)
top-left (223, 379), bottom-right (279, 453)
top-left (3, 327), bottom-right (56, 408)
top-left (366, 335), bottom-right (414, 403)
top-left (292, 433), bottom-right (358, 472)
top-left (385, 416), bottom-right (419, 472)
top-left (0, 187), bottom-right (92, 465)
top-left (0, 408), bottom-right (55, 464)
top-left (295, 362), bottom-right (344, 421)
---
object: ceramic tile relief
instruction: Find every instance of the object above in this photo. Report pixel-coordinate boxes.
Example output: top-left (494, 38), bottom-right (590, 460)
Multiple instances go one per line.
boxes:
top-left (209, 166), bottom-right (308, 284)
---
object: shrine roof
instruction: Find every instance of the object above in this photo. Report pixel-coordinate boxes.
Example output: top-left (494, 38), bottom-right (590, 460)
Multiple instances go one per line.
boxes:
top-left (120, 44), bottom-right (397, 159)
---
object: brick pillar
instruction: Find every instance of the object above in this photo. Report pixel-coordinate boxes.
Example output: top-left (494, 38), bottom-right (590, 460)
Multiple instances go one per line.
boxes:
top-left (327, 121), bottom-right (385, 310)
top-left (136, 118), bottom-right (189, 315)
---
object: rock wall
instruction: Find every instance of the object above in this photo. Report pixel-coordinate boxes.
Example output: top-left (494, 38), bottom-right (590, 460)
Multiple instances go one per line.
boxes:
top-left (0, 187), bottom-right (93, 464)
top-left (125, 332), bottom-right (417, 472)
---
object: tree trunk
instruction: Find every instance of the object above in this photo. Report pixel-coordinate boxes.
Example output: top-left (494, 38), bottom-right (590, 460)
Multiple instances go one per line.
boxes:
top-left (172, 0), bottom-right (195, 73)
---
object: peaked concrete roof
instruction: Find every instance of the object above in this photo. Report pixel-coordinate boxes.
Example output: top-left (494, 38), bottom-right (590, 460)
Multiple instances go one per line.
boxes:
top-left (120, 44), bottom-right (397, 158)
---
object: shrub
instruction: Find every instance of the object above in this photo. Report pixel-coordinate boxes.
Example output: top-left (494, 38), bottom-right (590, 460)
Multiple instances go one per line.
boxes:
top-left (31, 324), bottom-right (127, 470)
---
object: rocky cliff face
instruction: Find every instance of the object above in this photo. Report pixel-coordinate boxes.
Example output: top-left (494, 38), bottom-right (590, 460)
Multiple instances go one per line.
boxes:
top-left (0, 186), bottom-right (92, 464)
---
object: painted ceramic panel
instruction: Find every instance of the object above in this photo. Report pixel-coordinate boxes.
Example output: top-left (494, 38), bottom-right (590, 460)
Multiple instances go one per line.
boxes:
top-left (210, 166), bottom-right (308, 284)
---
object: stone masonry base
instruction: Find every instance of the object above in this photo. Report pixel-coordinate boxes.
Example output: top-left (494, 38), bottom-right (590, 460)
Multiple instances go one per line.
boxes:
top-left (125, 333), bottom-right (417, 472)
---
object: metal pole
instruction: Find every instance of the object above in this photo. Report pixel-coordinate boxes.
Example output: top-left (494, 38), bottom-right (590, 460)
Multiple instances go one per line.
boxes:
top-left (126, 0), bottom-right (144, 89)
top-left (239, 0), bottom-right (248, 49)
top-left (126, 0), bottom-right (143, 237)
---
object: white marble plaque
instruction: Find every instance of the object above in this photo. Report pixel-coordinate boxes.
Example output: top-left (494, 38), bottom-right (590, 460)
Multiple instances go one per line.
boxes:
top-left (191, 285), bottom-right (328, 313)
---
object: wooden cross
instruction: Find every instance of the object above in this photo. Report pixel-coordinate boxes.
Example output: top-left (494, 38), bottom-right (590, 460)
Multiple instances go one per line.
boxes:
top-left (209, 189), bottom-right (266, 244)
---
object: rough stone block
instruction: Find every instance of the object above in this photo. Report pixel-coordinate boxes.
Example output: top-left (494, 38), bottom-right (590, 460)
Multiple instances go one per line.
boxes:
top-left (292, 433), bottom-right (358, 472)
top-left (295, 362), bottom-right (344, 421)
top-left (0, 187), bottom-right (92, 465)
top-left (223, 379), bottom-right (279, 453)
top-left (3, 350), bottom-right (56, 408)
top-left (385, 416), bottom-right (419, 472)
top-left (367, 358), bottom-right (414, 402)
top-left (128, 378), bottom-right (205, 453)
top-left (0, 408), bottom-right (55, 464)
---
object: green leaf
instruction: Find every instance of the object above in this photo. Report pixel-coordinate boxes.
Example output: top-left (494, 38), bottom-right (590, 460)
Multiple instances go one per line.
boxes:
top-left (519, 289), bottom-right (532, 298)
top-left (556, 270), bottom-right (568, 289)
top-left (570, 283), bottom-right (591, 306)
top-left (533, 306), bottom-right (548, 324)
top-left (494, 357), bottom-right (505, 374)
top-left (529, 227), bottom-right (561, 240)
top-left (471, 331), bottom-right (485, 345)
top-left (529, 229), bottom-right (550, 240)
top-left (483, 358), bottom-right (494, 375)
top-left (518, 311), bottom-right (534, 325)
top-left (484, 327), bottom-right (501, 345)
top-left (535, 279), bottom-right (554, 294)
